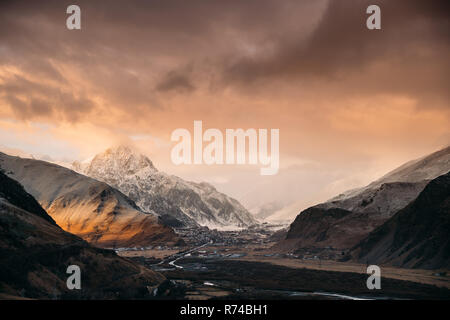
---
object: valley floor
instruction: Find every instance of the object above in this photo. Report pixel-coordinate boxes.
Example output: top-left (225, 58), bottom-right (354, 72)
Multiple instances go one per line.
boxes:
top-left (238, 255), bottom-right (450, 289)
top-left (117, 234), bottom-right (450, 300)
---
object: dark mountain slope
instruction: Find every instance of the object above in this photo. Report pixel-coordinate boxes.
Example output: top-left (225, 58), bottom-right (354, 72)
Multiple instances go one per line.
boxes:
top-left (276, 146), bottom-right (450, 255)
top-left (0, 170), bottom-right (56, 226)
top-left (0, 171), bottom-right (165, 299)
top-left (352, 172), bottom-right (450, 269)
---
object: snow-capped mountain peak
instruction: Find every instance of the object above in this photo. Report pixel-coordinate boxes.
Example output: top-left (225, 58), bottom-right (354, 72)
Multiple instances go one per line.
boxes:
top-left (87, 145), bottom-right (157, 176)
top-left (73, 145), bottom-right (256, 229)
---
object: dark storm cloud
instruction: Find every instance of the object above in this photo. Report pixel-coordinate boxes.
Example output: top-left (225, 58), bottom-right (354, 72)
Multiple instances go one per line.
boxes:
top-left (222, 0), bottom-right (449, 106)
top-left (0, 0), bottom-right (326, 121)
top-left (229, 0), bottom-right (449, 76)
top-left (156, 70), bottom-right (196, 93)
top-left (0, 0), bottom-right (448, 124)
top-left (0, 73), bottom-right (95, 121)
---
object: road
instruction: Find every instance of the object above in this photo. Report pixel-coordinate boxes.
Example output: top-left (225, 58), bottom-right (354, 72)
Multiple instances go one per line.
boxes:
top-left (159, 242), bottom-right (210, 269)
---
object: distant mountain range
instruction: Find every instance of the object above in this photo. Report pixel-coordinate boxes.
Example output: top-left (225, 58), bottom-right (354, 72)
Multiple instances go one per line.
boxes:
top-left (2, 142), bottom-right (448, 271)
top-left (0, 152), bottom-right (182, 248)
top-left (277, 146), bottom-right (450, 269)
top-left (0, 171), bottom-right (165, 299)
top-left (72, 145), bottom-right (256, 229)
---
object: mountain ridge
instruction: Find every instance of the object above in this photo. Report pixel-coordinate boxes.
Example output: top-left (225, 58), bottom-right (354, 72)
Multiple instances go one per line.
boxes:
top-left (351, 171), bottom-right (450, 269)
top-left (73, 145), bottom-right (257, 229)
top-left (276, 146), bottom-right (450, 257)
top-left (0, 151), bottom-right (182, 248)
top-left (0, 171), bottom-right (165, 299)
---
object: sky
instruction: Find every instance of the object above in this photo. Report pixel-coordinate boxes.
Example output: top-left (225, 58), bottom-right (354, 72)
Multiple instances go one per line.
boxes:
top-left (0, 0), bottom-right (449, 221)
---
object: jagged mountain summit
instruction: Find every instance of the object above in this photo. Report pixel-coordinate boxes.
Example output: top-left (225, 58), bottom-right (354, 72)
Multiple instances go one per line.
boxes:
top-left (277, 146), bottom-right (450, 254)
top-left (73, 145), bottom-right (256, 229)
top-left (0, 152), bottom-right (181, 248)
top-left (0, 171), bottom-right (165, 299)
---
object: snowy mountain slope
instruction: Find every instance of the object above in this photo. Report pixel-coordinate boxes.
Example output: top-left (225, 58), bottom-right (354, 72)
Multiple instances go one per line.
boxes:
top-left (0, 151), bottom-right (181, 248)
top-left (329, 146), bottom-right (450, 203)
top-left (74, 145), bottom-right (256, 229)
top-left (277, 146), bottom-right (450, 252)
top-left (318, 146), bottom-right (450, 217)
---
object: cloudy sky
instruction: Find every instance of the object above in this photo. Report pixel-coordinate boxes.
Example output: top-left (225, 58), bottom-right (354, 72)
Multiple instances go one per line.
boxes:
top-left (0, 0), bottom-right (449, 220)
